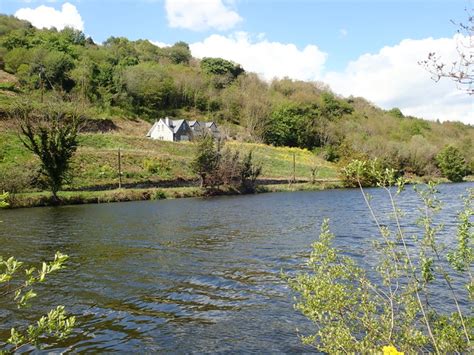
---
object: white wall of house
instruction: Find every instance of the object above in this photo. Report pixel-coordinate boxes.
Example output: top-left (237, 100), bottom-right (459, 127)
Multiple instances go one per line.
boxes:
top-left (149, 119), bottom-right (174, 141)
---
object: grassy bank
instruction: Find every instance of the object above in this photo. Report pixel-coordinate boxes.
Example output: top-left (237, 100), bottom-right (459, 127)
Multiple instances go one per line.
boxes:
top-left (0, 117), bottom-right (338, 194)
top-left (2, 180), bottom-right (343, 209)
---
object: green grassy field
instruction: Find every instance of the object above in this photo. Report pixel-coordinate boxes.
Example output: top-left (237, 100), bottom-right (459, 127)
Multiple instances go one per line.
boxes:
top-left (0, 118), bottom-right (339, 203)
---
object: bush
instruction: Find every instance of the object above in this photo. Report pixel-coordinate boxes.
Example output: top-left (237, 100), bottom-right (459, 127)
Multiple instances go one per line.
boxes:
top-left (0, 191), bottom-right (8, 208)
top-left (0, 165), bottom-right (36, 193)
top-left (340, 158), bottom-right (388, 187)
top-left (143, 157), bottom-right (172, 177)
top-left (191, 136), bottom-right (262, 192)
top-left (288, 178), bottom-right (473, 353)
top-left (436, 145), bottom-right (467, 182)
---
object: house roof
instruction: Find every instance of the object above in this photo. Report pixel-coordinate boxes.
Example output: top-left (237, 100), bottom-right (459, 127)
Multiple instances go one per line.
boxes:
top-left (147, 118), bottom-right (216, 137)
top-left (146, 121), bottom-right (159, 137)
top-left (170, 119), bottom-right (185, 134)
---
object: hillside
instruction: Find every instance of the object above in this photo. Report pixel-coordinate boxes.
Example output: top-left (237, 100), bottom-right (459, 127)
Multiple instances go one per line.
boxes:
top-left (0, 116), bottom-right (337, 195)
top-left (0, 13), bottom-right (473, 202)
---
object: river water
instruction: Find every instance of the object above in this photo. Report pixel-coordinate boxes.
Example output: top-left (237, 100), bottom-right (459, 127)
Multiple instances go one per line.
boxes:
top-left (0, 183), bottom-right (472, 353)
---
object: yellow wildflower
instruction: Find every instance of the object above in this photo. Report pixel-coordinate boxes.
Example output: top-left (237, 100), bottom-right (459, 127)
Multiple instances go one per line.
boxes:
top-left (383, 345), bottom-right (404, 355)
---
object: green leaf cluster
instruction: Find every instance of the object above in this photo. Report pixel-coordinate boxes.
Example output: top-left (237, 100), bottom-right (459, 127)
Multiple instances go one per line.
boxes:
top-left (0, 252), bottom-right (75, 352)
top-left (288, 181), bottom-right (473, 353)
top-left (191, 135), bottom-right (262, 192)
top-left (436, 145), bottom-right (468, 182)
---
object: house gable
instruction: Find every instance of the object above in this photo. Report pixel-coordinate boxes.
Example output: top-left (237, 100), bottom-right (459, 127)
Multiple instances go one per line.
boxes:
top-left (148, 118), bottom-right (218, 141)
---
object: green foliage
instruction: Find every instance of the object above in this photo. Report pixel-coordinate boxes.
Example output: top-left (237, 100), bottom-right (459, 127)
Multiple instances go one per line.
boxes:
top-left (143, 157), bottom-right (172, 178)
top-left (0, 191), bottom-right (8, 208)
top-left (191, 135), bottom-right (219, 188)
top-left (340, 158), bottom-right (388, 187)
top-left (191, 136), bottom-right (262, 192)
top-left (264, 103), bottom-right (306, 147)
top-left (0, 252), bottom-right (75, 352)
top-left (388, 107), bottom-right (404, 118)
top-left (288, 180), bottom-right (473, 353)
top-left (200, 57), bottom-right (244, 77)
top-left (163, 41), bottom-right (191, 64)
top-left (240, 151), bottom-right (262, 192)
top-left (14, 103), bottom-right (83, 200)
top-left (0, 15), bottom-right (31, 38)
top-left (436, 145), bottom-right (468, 182)
top-left (320, 91), bottom-right (353, 118)
top-left (122, 62), bottom-right (176, 117)
top-left (447, 193), bottom-right (473, 280)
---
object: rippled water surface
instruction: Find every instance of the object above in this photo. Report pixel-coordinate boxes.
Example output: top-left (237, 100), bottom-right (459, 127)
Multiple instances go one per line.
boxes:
top-left (1, 183), bottom-right (472, 353)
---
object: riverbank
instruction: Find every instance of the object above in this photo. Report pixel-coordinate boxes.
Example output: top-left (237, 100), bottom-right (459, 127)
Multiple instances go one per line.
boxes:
top-left (3, 180), bottom-right (343, 209)
top-left (4, 175), bottom-right (473, 209)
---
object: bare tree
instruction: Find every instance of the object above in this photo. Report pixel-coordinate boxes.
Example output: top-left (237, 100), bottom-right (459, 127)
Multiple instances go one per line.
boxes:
top-left (420, 7), bottom-right (473, 95)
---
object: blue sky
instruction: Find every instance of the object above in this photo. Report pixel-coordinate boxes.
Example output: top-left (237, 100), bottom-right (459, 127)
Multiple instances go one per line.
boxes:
top-left (0, 0), bottom-right (472, 123)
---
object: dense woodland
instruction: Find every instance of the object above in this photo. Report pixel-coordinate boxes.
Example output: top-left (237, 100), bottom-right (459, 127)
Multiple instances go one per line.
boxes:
top-left (0, 14), bottom-right (473, 179)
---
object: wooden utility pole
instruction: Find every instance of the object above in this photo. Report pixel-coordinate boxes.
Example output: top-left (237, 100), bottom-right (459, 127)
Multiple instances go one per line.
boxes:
top-left (293, 152), bottom-right (296, 183)
top-left (118, 148), bottom-right (122, 189)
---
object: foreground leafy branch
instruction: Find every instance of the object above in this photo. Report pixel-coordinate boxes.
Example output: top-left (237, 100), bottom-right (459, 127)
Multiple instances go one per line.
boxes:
top-left (288, 167), bottom-right (473, 353)
top-left (0, 251), bottom-right (75, 352)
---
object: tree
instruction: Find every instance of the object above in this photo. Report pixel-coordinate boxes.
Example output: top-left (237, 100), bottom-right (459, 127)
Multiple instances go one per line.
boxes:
top-left (164, 41), bottom-right (192, 64)
top-left (420, 7), bottom-right (473, 95)
top-left (436, 145), bottom-right (467, 182)
top-left (200, 57), bottom-right (244, 88)
top-left (240, 151), bottom-right (262, 192)
top-left (122, 62), bottom-right (176, 116)
top-left (191, 134), bottom-right (219, 188)
top-left (191, 136), bottom-right (262, 192)
top-left (13, 103), bottom-right (83, 201)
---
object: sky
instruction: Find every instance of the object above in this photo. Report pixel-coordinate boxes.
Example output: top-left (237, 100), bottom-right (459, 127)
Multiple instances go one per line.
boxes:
top-left (0, 0), bottom-right (473, 124)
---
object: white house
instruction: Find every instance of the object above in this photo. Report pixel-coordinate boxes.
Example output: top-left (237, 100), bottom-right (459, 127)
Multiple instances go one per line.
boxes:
top-left (146, 117), bottom-right (192, 141)
top-left (147, 117), bottom-right (219, 141)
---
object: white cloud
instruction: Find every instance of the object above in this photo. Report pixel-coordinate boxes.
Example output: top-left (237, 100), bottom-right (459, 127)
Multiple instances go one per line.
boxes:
top-left (165, 0), bottom-right (242, 31)
top-left (15, 2), bottom-right (84, 31)
top-left (190, 32), bottom-right (327, 81)
top-left (150, 40), bottom-right (171, 48)
top-left (324, 35), bottom-right (473, 124)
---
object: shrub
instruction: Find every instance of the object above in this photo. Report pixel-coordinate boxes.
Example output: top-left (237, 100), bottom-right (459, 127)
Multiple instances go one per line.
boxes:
top-left (288, 176), bottom-right (473, 353)
top-left (340, 158), bottom-right (387, 187)
top-left (240, 151), bottom-right (262, 193)
top-left (0, 191), bottom-right (8, 208)
top-left (436, 145), bottom-right (467, 182)
top-left (191, 135), bottom-right (220, 188)
top-left (191, 136), bottom-right (261, 192)
top-left (153, 189), bottom-right (166, 200)
top-left (143, 157), bottom-right (172, 176)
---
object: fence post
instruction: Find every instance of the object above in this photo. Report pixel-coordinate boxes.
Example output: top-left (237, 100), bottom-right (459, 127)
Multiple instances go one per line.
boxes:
top-left (118, 148), bottom-right (122, 189)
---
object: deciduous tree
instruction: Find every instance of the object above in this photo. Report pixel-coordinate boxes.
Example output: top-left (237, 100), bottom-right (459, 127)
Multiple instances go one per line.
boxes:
top-left (13, 103), bottom-right (83, 201)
